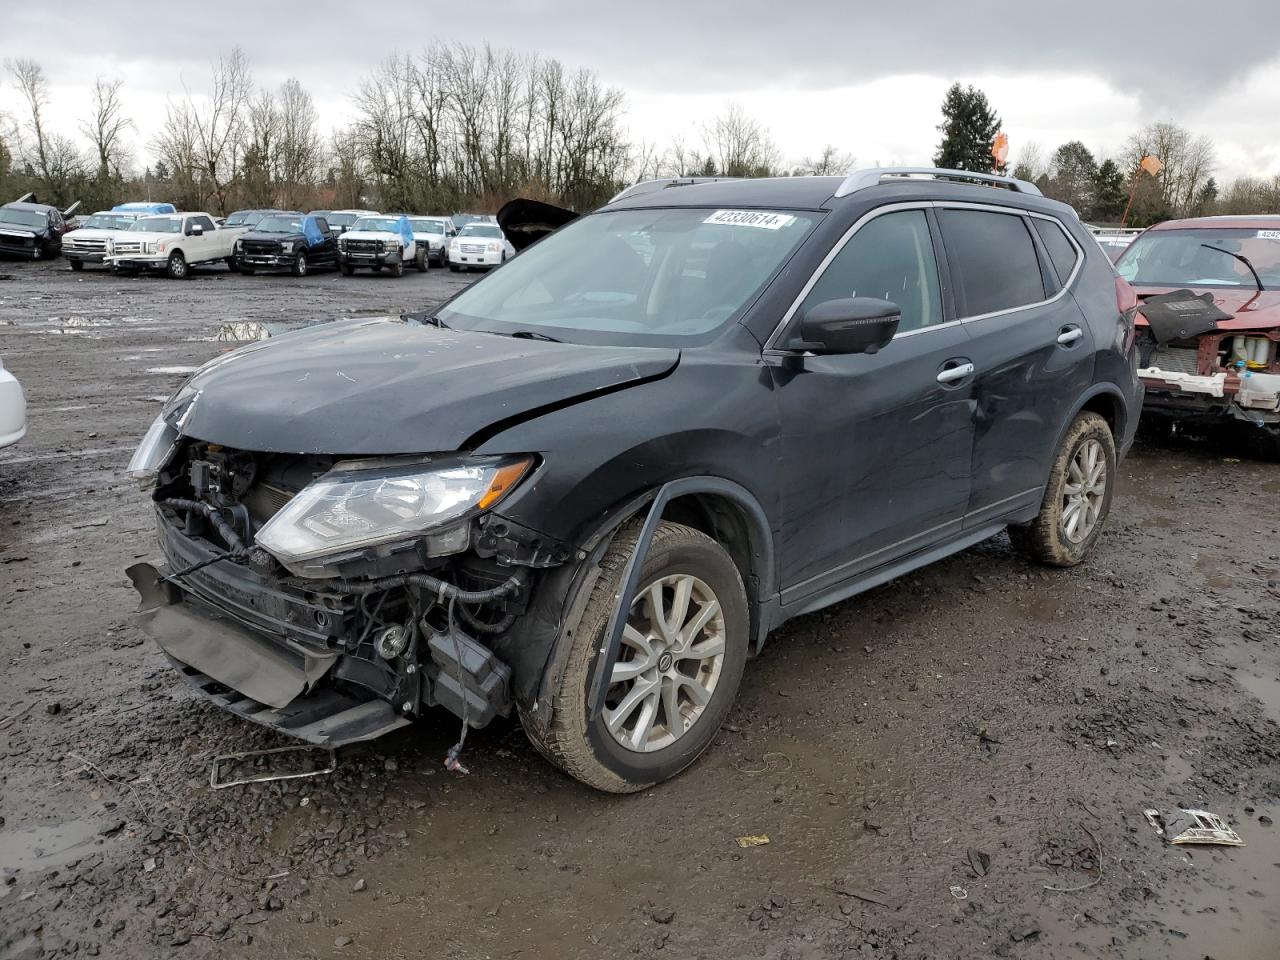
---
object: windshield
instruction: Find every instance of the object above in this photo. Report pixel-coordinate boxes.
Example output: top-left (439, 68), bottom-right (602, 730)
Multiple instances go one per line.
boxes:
top-left (459, 224), bottom-right (501, 239)
top-left (130, 217), bottom-right (182, 234)
top-left (328, 213), bottom-right (361, 228)
top-left (1117, 228), bottom-right (1280, 290)
top-left (225, 211), bottom-right (268, 227)
top-left (438, 207), bottom-right (816, 345)
top-left (411, 219), bottom-right (445, 234)
top-left (0, 207), bottom-right (49, 229)
top-left (352, 217), bottom-right (402, 233)
top-left (81, 213), bottom-right (136, 230)
top-left (255, 215), bottom-right (304, 233)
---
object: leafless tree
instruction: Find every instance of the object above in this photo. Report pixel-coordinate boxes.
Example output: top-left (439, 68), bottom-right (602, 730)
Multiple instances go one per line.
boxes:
top-left (1123, 121), bottom-right (1216, 218)
top-left (80, 76), bottom-right (133, 181)
top-left (702, 104), bottom-right (779, 178)
top-left (5, 57), bottom-right (84, 200)
top-left (795, 145), bottom-right (856, 176)
top-left (1011, 141), bottom-right (1046, 182)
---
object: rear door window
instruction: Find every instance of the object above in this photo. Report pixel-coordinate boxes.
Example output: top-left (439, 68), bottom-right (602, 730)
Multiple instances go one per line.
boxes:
top-left (939, 209), bottom-right (1046, 317)
top-left (1031, 217), bottom-right (1080, 288)
top-left (800, 210), bottom-right (944, 334)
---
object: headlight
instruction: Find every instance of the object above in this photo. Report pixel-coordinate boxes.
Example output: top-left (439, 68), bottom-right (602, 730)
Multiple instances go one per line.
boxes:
top-left (234, 239), bottom-right (243, 252)
top-left (127, 415), bottom-right (180, 488)
top-left (487, 242), bottom-right (500, 253)
top-left (338, 238), bottom-right (347, 250)
top-left (281, 241), bottom-right (295, 253)
top-left (254, 456), bottom-right (533, 568)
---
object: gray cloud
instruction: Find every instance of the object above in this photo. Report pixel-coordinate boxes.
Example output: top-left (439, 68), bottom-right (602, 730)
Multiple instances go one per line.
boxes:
top-left (6, 0), bottom-right (1279, 112)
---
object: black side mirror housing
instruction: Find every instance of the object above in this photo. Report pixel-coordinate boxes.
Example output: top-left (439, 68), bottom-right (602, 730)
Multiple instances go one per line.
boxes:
top-left (793, 297), bottom-right (902, 355)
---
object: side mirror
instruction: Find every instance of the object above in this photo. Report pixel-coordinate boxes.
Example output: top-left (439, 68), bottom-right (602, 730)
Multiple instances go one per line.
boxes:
top-left (188, 224), bottom-right (204, 237)
top-left (794, 297), bottom-right (901, 355)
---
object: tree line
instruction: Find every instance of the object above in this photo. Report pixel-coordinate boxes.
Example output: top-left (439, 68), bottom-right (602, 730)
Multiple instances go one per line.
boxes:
top-left (1, 57), bottom-right (1276, 226)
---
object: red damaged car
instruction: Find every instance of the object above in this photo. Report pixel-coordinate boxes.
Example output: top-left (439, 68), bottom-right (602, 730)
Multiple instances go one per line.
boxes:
top-left (1116, 216), bottom-right (1280, 454)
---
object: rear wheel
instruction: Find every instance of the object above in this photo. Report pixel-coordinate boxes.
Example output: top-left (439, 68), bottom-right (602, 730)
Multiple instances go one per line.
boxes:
top-left (519, 521), bottom-right (749, 793)
top-left (1009, 412), bottom-right (1116, 566)
top-left (165, 250), bottom-right (188, 280)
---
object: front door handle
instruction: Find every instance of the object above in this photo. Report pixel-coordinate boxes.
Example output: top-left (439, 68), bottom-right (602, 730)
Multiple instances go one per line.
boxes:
top-left (936, 361), bottom-right (975, 384)
top-left (1057, 326), bottom-right (1084, 346)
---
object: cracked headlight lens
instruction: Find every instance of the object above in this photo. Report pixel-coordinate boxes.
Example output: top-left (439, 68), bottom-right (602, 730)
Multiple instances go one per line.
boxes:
top-left (255, 456), bottom-right (533, 566)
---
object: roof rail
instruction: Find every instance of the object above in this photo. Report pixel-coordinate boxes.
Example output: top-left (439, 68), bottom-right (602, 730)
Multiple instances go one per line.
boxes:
top-left (608, 177), bottom-right (739, 205)
top-left (834, 167), bottom-right (1042, 198)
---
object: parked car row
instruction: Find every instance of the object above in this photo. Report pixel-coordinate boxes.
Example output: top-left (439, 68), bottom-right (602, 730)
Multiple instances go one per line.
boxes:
top-left (3, 198), bottom-right (513, 279)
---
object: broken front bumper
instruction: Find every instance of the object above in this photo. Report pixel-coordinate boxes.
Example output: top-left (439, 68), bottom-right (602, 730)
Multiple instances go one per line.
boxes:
top-left (127, 515), bottom-right (517, 747)
top-left (1140, 366), bottom-right (1280, 426)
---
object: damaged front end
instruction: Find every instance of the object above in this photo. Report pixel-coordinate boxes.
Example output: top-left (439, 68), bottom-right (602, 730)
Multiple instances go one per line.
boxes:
top-left (126, 428), bottom-right (568, 748)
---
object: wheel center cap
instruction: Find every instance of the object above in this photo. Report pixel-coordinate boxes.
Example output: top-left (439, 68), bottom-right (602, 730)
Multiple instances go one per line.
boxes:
top-left (657, 652), bottom-right (674, 672)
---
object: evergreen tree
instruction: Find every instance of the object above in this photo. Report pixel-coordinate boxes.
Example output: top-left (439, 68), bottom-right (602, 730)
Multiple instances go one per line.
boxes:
top-left (1047, 141), bottom-right (1099, 216)
top-left (1192, 177), bottom-right (1219, 216)
top-left (934, 83), bottom-right (1003, 173)
top-left (1092, 159), bottom-right (1126, 222)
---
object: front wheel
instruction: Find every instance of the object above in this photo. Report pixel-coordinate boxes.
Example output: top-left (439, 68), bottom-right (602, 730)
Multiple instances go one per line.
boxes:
top-left (388, 259), bottom-right (403, 278)
top-left (69, 259), bottom-right (84, 272)
top-left (415, 249), bottom-right (427, 272)
top-left (240, 267), bottom-right (255, 276)
top-left (291, 253), bottom-right (308, 278)
top-left (340, 263), bottom-right (355, 277)
top-left (165, 250), bottom-right (188, 280)
top-left (520, 521), bottom-right (749, 793)
top-left (1009, 412), bottom-right (1116, 566)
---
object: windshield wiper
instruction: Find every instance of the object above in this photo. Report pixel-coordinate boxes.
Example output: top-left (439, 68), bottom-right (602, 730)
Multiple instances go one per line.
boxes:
top-left (507, 330), bottom-right (562, 343)
top-left (402, 311), bottom-right (449, 329)
top-left (1200, 244), bottom-right (1263, 292)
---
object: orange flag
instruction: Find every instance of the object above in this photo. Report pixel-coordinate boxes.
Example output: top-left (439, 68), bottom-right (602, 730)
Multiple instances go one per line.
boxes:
top-left (1140, 155), bottom-right (1163, 176)
top-left (991, 133), bottom-right (1009, 166)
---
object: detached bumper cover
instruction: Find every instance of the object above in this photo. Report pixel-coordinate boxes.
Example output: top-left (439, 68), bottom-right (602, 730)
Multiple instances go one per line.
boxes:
top-left (0, 366), bottom-right (26, 448)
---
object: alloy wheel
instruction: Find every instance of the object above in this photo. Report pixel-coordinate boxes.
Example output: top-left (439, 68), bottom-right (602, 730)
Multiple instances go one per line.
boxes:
top-left (1061, 438), bottom-right (1106, 543)
top-left (603, 574), bottom-right (726, 753)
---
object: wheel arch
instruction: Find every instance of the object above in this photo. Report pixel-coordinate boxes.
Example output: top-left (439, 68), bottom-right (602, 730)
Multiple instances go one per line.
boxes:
top-left (1055, 383), bottom-right (1129, 457)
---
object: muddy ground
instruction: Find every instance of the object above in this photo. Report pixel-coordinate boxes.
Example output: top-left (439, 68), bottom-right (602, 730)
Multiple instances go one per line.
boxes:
top-left (0, 255), bottom-right (1277, 960)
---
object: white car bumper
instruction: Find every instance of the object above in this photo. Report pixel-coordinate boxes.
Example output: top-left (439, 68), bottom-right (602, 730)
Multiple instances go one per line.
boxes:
top-left (0, 365), bottom-right (27, 448)
top-left (451, 248), bottom-right (503, 267)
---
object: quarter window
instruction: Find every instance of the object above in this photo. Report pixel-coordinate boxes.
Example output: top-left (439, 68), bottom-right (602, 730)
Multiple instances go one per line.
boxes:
top-left (939, 209), bottom-right (1045, 317)
top-left (1032, 217), bottom-right (1080, 287)
top-left (800, 210), bottom-right (943, 334)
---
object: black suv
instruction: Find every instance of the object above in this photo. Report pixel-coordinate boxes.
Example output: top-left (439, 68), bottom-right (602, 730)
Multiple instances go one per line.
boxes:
top-left (0, 200), bottom-right (70, 259)
top-left (126, 169), bottom-right (1141, 793)
top-left (236, 212), bottom-right (336, 277)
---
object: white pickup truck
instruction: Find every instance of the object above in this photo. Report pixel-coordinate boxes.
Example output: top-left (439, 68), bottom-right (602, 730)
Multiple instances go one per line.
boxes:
top-left (104, 213), bottom-right (236, 279)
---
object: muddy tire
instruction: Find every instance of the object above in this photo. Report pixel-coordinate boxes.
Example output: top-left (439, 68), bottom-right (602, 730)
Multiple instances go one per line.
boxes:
top-left (165, 251), bottom-right (188, 280)
top-left (1009, 412), bottom-right (1116, 567)
top-left (519, 521), bottom-right (749, 793)
top-left (388, 260), bottom-right (403, 278)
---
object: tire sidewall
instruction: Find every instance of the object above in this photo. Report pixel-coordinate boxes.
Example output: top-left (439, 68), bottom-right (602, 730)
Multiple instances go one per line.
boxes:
top-left (167, 251), bottom-right (187, 279)
top-left (575, 532), bottom-right (749, 786)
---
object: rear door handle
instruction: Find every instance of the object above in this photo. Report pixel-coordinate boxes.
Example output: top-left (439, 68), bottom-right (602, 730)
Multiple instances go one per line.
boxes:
top-left (936, 361), bottom-right (975, 384)
top-left (1057, 326), bottom-right (1083, 346)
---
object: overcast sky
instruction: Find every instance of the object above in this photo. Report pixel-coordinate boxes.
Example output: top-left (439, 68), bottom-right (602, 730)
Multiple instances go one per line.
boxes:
top-left (3, 1), bottom-right (1279, 182)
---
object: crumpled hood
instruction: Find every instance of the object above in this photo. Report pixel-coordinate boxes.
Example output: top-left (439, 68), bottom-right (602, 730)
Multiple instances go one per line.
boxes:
top-left (1136, 286), bottom-right (1280, 331)
top-left (176, 318), bottom-right (679, 454)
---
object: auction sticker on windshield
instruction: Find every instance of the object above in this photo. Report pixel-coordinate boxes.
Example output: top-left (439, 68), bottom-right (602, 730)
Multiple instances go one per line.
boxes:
top-left (703, 210), bottom-right (797, 230)
top-left (1257, 230), bottom-right (1280, 240)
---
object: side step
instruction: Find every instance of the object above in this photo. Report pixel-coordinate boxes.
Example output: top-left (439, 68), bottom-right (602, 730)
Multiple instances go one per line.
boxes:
top-left (170, 657), bottom-right (411, 746)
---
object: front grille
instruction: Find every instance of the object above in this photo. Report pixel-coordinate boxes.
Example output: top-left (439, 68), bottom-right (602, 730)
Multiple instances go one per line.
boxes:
top-left (345, 239), bottom-right (379, 254)
top-left (1148, 345), bottom-right (1201, 375)
top-left (66, 238), bottom-right (108, 253)
top-left (460, 242), bottom-right (487, 254)
top-left (113, 240), bottom-right (144, 254)
top-left (242, 240), bottom-right (281, 256)
top-left (0, 231), bottom-right (34, 246)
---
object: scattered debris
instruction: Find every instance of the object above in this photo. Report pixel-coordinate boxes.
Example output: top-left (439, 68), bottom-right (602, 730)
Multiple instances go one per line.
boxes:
top-left (210, 745), bottom-right (337, 789)
top-left (1010, 925), bottom-right (1041, 942)
top-left (733, 752), bottom-right (793, 774)
top-left (965, 847), bottom-right (991, 877)
top-left (1153, 809), bottom-right (1245, 847)
top-left (649, 907), bottom-right (676, 924)
top-left (949, 885), bottom-right (968, 900)
top-left (735, 834), bottom-right (771, 848)
top-left (1044, 823), bottom-right (1103, 893)
top-left (833, 879), bottom-right (901, 909)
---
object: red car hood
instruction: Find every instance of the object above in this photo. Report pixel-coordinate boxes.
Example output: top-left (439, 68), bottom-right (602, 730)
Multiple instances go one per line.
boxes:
top-left (1134, 286), bottom-right (1280, 330)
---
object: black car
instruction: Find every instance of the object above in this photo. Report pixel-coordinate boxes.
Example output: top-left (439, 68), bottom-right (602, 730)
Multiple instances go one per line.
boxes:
top-left (0, 200), bottom-right (70, 259)
top-left (236, 213), bottom-right (336, 277)
top-left (126, 168), bottom-right (1141, 793)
